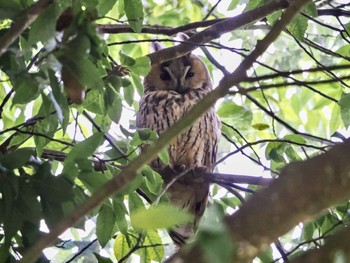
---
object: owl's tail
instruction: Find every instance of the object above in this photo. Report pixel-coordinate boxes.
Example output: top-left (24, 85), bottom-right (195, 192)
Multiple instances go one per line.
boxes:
top-left (166, 178), bottom-right (209, 247)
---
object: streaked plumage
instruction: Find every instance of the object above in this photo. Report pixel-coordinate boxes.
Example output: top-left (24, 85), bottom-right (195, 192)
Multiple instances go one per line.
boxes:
top-left (136, 42), bottom-right (221, 246)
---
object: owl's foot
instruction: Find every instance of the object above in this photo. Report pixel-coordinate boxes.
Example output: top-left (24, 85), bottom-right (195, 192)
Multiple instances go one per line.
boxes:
top-left (193, 166), bottom-right (210, 174)
top-left (171, 164), bottom-right (194, 173)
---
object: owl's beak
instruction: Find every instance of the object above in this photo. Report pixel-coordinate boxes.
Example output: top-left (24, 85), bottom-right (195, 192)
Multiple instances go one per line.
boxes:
top-left (176, 86), bottom-right (189, 94)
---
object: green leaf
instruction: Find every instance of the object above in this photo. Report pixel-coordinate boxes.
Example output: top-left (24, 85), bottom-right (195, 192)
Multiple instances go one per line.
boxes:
top-left (197, 204), bottom-right (233, 263)
top-left (83, 89), bottom-right (103, 114)
top-left (28, 2), bottom-right (60, 45)
top-left (265, 142), bottom-right (286, 163)
top-left (117, 0), bottom-right (125, 19)
top-left (124, 0), bottom-right (144, 33)
top-left (0, 148), bottom-right (34, 169)
top-left (57, 34), bottom-right (104, 90)
top-left (17, 183), bottom-right (41, 223)
top-left (217, 101), bottom-right (252, 130)
top-left (4, 208), bottom-right (23, 244)
top-left (252, 123), bottom-right (269, 131)
top-left (304, 1), bottom-right (317, 17)
top-left (59, 54), bottom-right (104, 90)
top-left (114, 233), bottom-right (134, 261)
top-left (78, 171), bottom-right (110, 193)
top-left (142, 166), bottom-right (163, 195)
top-left (131, 72), bottom-right (144, 95)
top-left (118, 174), bottom-right (144, 196)
top-left (338, 93), bottom-right (350, 128)
top-left (12, 77), bottom-right (40, 104)
top-left (106, 88), bottom-right (123, 123)
top-left (129, 56), bottom-right (151, 76)
top-left (285, 146), bottom-right (301, 162)
top-left (48, 69), bottom-right (69, 133)
top-left (244, 0), bottom-right (264, 11)
top-left (288, 14), bottom-right (308, 41)
top-left (128, 191), bottom-right (145, 214)
top-left (136, 230), bottom-right (164, 262)
top-left (119, 50), bottom-right (136, 66)
top-left (0, 245), bottom-right (10, 263)
top-left (227, 0), bottom-right (239, 11)
top-left (0, 2), bottom-right (23, 20)
top-left (96, 203), bottom-right (116, 247)
top-left (34, 112), bottom-right (59, 156)
top-left (220, 197), bottom-right (241, 208)
top-left (34, 176), bottom-right (74, 203)
top-left (65, 132), bottom-right (104, 162)
top-left (94, 253), bottom-right (114, 263)
top-left (257, 247), bottom-right (274, 262)
top-left (130, 204), bottom-right (191, 230)
top-left (97, 0), bottom-right (118, 17)
top-left (131, 129), bottom-right (158, 146)
top-left (302, 222), bottom-right (315, 240)
top-left (158, 148), bottom-right (169, 165)
top-left (123, 79), bottom-right (134, 106)
top-left (113, 198), bottom-right (129, 235)
top-left (41, 200), bottom-right (65, 227)
top-left (283, 134), bottom-right (306, 144)
top-left (330, 104), bottom-right (342, 135)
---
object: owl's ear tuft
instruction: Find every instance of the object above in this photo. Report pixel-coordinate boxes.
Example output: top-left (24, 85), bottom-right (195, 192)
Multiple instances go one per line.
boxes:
top-left (150, 41), bottom-right (166, 53)
top-left (176, 33), bottom-right (191, 57)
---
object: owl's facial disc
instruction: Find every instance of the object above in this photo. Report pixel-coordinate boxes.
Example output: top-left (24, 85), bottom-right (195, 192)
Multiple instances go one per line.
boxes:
top-left (160, 62), bottom-right (194, 94)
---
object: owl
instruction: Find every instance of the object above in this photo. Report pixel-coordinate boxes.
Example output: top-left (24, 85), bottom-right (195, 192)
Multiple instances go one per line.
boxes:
top-left (136, 41), bottom-right (221, 246)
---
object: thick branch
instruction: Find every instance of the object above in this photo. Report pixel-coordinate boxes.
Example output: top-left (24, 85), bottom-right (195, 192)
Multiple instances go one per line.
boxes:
top-left (0, 0), bottom-right (53, 56)
top-left (167, 138), bottom-right (350, 263)
top-left (97, 8), bottom-right (350, 37)
top-left (98, 19), bottom-right (225, 36)
top-left (225, 139), bottom-right (350, 262)
top-left (318, 8), bottom-right (350, 17)
top-left (147, 0), bottom-right (289, 64)
top-left (289, 227), bottom-right (350, 263)
top-left (39, 148), bottom-right (273, 186)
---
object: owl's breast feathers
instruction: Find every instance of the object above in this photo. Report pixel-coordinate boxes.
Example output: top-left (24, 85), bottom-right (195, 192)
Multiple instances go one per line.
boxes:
top-left (136, 88), bottom-right (221, 169)
top-left (136, 73), bottom-right (221, 246)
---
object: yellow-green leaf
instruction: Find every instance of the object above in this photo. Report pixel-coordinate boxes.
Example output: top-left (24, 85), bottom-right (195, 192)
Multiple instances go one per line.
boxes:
top-left (114, 233), bottom-right (132, 261)
top-left (131, 204), bottom-right (191, 230)
top-left (252, 123), bottom-right (269, 131)
top-left (135, 230), bottom-right (164, 262)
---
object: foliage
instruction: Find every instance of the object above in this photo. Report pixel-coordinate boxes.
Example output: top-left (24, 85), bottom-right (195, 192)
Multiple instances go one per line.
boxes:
top-left (1, 0), bottom-right (350, 262)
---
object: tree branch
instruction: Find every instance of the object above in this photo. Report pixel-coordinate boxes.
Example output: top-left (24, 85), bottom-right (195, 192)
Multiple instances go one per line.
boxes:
top-left (98, 19), bottom-right (225, 36)
top-left (97, 7), bottom-right (350, 37)
top-left (0, 0), bottom-right (53, 56)
top-left (39, 147), bottom-right (273, 186)
top-left (168, 139), bottom-right (350, 263)
top-left (147, 0), bottom-right (289, 64)
top-left (226, 139), bottom-right (350, 262)
top-left (289, 233), bottom-right (350, 263)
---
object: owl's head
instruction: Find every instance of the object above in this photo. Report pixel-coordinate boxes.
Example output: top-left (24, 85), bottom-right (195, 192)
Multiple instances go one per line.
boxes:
top-left (144, 41), bottom-right (212, 94)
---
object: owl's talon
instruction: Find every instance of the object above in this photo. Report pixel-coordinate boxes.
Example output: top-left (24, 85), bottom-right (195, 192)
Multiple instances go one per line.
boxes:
top-left (172, 164), bottom-right (189, 173)
top-left (194, 166), bottom-right (210, 174)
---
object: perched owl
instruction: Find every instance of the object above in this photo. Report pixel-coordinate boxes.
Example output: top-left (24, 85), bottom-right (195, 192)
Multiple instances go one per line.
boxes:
top-left (136, 41), bottom-right (221, 246)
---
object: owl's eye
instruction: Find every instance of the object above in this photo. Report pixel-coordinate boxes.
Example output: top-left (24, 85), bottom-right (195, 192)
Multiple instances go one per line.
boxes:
top-left (186, 71), bottom-right (195, 78)
top-left (160, 71), bottom-right (171, 81)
